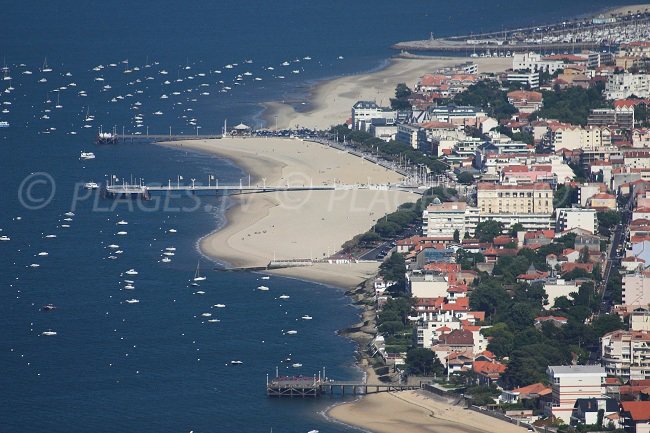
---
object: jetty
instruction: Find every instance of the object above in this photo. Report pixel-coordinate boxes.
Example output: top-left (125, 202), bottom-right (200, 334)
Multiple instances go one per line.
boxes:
top-left (392, 9), bottom-right (650, 54)
top-left (266, 375), bottom-right (420, 398)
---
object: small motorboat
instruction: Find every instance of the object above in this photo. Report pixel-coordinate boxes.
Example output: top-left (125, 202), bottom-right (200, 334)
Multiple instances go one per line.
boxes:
top-left (125, 269), bottom-right (138, 275)
top-left (41, 330), bottom-right (57, 336)
top-left (257, 286), bottom-right (269, 291)
top-left (41, 304), bottom-right (57, 311)
top-left (285, 330), bottom-right (297, 335)
top-left (125, 299), bottom-right (140, 304)
top-left (84, 182), bottom-right (99, 189)
top-left (301, 315), bottom-right (313, 320)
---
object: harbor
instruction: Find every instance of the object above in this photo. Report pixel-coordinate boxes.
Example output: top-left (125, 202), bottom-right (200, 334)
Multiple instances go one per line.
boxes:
top-left (392, 7), bottom-right (650, 54)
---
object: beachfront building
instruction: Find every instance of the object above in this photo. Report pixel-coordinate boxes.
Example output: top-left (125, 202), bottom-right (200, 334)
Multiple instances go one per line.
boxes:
top-left (351, 101), bottom-right (396, 131)
top-left (545, 365), bottom-right (606, 423)
top-left (605, 73), bottom-right (650, 100)
top-left (396, 123), bottom-right (428, 150)
top-left (601, 330), bottom-right (650, 380)
top-left (555, 208), bottom-right (598, 234)
top-left (421, 199), bottom-right (467, 241)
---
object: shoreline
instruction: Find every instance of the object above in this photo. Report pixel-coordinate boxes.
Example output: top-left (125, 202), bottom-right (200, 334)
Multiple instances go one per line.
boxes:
top-left (161, 137), bottom-right (414, 290)
top-left (166, 54), bottom-right (513, 433)
top-left (326, 390), bottom-right (529, 433)
top-left (262, 55), bottom-right (512, 131)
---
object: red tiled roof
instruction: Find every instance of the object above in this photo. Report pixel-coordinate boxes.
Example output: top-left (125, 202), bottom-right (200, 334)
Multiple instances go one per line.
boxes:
top-left (477, 182), bottom-right (551, 190)
top-left (621, 401), bottom-right (650, 422)
top-left (441, 329), bottom-right (473, 345)
top-left (512, 382), bottom-right (552, 396)
top-left (473, 360), bottom-right (507, 375)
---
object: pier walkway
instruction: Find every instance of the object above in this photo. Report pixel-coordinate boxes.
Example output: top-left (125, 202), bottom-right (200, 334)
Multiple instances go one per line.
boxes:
top-left (266, 376), bottom-right (420, 398)
top-left (102, 181), bottom-right (420, 198)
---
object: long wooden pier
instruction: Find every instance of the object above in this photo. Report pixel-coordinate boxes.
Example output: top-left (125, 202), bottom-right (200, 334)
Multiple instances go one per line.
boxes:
top-left (101, 180), bottom-right (411, 199)
top-left (266, 376), bottom-right (420, 398)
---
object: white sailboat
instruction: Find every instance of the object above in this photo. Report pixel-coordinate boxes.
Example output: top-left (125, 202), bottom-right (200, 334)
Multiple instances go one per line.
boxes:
top-left (41, 57), bottom-right (52, 73)
top-left (192, 261), bottom-right (206, 284)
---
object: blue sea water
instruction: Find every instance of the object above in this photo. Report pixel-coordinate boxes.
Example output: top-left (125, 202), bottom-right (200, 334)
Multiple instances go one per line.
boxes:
top-left (0, 1), bottom-right (640, 432)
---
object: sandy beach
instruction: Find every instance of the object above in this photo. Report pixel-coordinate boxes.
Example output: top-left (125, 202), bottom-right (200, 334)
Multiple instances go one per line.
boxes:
top-left (266, 56), bottom-right (511, 130)
top-left (166, 137), bottom-right (416, 288)
top-left (328, 390), bottom-right (529, 433)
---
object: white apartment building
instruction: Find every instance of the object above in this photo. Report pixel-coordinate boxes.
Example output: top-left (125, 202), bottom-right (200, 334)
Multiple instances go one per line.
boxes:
top-left (429, 105), bottom-right (487, 127)
top-left (512, 52), bottom-right (565, 75)
top-left (622, 273), bottom-right (650, 307)
top-left (505, 71), bottom-right (540, 89)
top-left (546, 365), bottom-right (606, 423)
top-left (601, 330), bottom-right (650, 380)
top-left (550, 125), bottom-right (612, 151)
top-left (555, 208), bottom-right (597, 234)
top-left (605, 73), bottom-right (650, 100)
top-left (351, 101), bottom-right (396, 130)
top-left (422, 199), bottom-right (467, 240)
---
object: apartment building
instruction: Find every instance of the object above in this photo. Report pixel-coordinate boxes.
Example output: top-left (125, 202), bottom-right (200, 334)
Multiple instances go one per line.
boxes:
top-left (605, 73), bottom-right (650, 100)
top-left (351, 101), bottom-right (396, 130)
top-left (422, 199), bottom-right (467, 240)
top-left (555, 207), bottom-right (598, 233)
top-left (477, 183), bottom-right (553, 215)
top-left (622, 272), bottom-right (650, 307)
top-left (550, 125), bottom-right (612, 151)
top-left (545, 365), bottom-right (606, 423)
top-left (601, 330), bottom-right (650, 380)
top-left (505, 71), bottom-right (540, 89)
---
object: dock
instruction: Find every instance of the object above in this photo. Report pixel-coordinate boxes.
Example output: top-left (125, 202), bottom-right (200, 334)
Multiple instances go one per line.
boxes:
top-left (266, 375), bottom-right (420, 398)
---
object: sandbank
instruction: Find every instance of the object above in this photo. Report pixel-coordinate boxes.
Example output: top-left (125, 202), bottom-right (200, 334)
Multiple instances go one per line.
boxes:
top-left (328, 390), bottom-right (529, 433)
top-left (165, 137), bottom-right (415, 289)
top-left (265, 56), bottom-right (511, 130)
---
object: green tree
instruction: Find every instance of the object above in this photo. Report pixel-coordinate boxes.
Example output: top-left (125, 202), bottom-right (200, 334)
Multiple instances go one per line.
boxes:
top-left (406, 347), bottom-right (444, 376)
top-left (475, 220), bottom-right (505, 243)
top-left (457, 171), bottom-right (475, 185)
top-left (510, 223), bottom-right (524, 236)
top-left (453, 229), bottom-right (460, 243)
top-left (597, 210), bottom-right (621, 233)
top-left (529, 83), bottom-right (607, 125)
top-left (395, 83), bottom-right (412, 99)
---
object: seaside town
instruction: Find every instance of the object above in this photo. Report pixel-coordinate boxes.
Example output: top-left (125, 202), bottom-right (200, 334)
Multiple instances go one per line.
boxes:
top-left (312, 10), bottom-right (650, 433)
